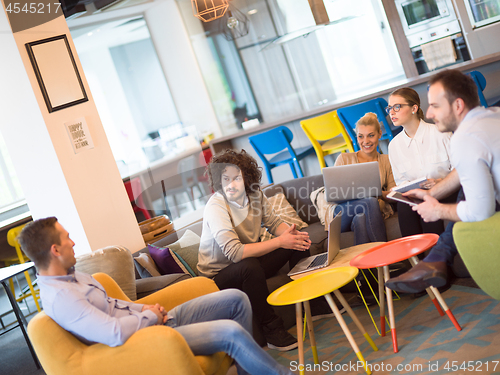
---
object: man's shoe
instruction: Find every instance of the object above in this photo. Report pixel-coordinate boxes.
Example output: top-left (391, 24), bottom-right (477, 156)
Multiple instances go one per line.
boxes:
top-left (385, 261), bottom-right (447, 294)
top-left (265, 327), bottom-right (298, 351)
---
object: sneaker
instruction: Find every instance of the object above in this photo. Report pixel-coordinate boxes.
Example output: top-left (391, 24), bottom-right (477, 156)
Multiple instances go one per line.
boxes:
top-left (265, 327), bottom-right (298, 351)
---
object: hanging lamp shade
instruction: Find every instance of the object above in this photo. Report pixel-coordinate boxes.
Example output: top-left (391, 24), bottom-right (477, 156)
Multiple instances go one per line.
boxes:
top-left (191, 0), bottom-right (229, 22)
top-left (219, 4), bottom-right (250, 41)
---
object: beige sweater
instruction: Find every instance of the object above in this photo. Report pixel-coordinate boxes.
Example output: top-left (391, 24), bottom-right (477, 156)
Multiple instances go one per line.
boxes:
top-left (197, 190), bottom-right (284, 278)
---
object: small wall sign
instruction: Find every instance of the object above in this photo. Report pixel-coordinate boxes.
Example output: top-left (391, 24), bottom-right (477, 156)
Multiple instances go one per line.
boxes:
top-left (65, 117), bottom-right (94, 154)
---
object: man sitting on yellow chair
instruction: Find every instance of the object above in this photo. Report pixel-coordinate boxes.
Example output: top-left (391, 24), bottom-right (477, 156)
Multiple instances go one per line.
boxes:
top-left (19, 217), bottom-right (293, 375)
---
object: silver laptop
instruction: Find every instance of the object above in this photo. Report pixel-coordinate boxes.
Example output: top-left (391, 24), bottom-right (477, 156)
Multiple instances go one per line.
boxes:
top-left (323, 161), bottom-right (381, 203)
top-left (287, 212), bottom-right (342, 276)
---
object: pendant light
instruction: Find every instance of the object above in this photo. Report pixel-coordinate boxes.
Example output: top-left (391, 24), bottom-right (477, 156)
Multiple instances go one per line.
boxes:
top-left (191, 0), bottom-right (229, 22)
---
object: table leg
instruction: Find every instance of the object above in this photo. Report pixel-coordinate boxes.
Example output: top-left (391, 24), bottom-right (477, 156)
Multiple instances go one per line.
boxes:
top-left (333, 289), bottom-right (378, 352)
top-left (324, 293), bottom-right (372, 375)
top-left (296, 303), bottom-right (305, 375)
top-left (0, 281), bottom-right (40, 369)
top-left (409, 257), bottom-right (445, 316)
top-left (383, 266), bottom-right (398, 353)
top-left (378, 267), bottom-right (386, 336)
top-left (303, 301), bottom-right (318, 364)
top-left (429, 286), bottom-right (462, 331)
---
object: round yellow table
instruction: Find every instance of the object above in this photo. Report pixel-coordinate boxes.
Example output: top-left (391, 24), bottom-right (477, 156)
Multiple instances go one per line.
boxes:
top-left (267, 267), bottom-right (378, 375)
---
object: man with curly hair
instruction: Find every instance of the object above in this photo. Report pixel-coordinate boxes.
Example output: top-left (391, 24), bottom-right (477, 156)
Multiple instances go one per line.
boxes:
top-left (197, 149), bottom-right (313, 351)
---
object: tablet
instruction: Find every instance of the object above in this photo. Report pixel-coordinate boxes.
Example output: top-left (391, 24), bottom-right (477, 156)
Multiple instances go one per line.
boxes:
top-left (387, 191), bottom-right (424, 206)
top-left (392, 177), bottom-right (428, 194)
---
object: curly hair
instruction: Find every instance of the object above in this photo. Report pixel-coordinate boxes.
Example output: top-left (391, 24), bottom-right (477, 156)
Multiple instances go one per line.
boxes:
top-left (207, 149), bottom-right (262, 195)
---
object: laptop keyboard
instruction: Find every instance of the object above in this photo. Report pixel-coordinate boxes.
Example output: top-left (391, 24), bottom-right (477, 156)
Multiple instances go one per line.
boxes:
top-left (307, 253), bottom-right (328, 269)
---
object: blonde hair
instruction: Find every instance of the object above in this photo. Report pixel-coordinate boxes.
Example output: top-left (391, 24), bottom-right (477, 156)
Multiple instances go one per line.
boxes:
top-left (355, 112), bottom-right (381, 134)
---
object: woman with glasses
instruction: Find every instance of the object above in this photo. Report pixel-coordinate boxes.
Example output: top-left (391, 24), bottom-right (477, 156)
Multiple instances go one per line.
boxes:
top-left (387, 87), bottom-right (455, 237)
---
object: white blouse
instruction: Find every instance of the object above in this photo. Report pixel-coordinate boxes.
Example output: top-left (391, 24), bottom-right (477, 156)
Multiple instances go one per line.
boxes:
top-left (388, 120), bottom-right (453, 186)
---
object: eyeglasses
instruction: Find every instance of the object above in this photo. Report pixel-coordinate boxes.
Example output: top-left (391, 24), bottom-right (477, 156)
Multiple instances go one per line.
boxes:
top-left (385, 104), bottom-right (412, 114)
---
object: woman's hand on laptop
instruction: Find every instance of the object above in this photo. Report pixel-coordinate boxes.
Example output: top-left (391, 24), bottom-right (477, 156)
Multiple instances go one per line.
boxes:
top-left (278, 224), bottom-right (311, 251)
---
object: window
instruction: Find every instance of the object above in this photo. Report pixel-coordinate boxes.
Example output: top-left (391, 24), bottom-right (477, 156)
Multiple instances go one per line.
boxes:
top-left (71, 17), bottom-right (192, 177)
top-left (179, 0), bottom-right (405, 131)
top-left (71, 16), bottom-right (207, 219)
top-left (0, 132), bottom-right (27, 221)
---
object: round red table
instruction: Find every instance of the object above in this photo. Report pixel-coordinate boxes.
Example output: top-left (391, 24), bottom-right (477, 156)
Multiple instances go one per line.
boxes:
top-left (350, 234), bottom-right (462, 353)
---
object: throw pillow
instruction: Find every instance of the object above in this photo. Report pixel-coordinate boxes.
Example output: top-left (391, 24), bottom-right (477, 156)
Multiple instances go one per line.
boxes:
top-left (133, 253), bottom-right (161, 278)
top-left (148, 244), bottom-right (191, 276)
top-left (76, 246), bottom-right (137, 301)
top-left (260, 193), bottom-right (309, 241)
top-left (167, 230), bottom-right (201, 276)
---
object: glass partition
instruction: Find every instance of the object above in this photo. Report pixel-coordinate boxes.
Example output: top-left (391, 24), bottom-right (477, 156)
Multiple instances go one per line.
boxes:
top-left (178, 0), bottom-right (405, 132)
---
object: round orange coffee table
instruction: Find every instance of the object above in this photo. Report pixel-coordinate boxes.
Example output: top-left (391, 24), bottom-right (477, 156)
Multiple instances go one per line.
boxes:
top-left (350, 234), bottom-right (462, 353)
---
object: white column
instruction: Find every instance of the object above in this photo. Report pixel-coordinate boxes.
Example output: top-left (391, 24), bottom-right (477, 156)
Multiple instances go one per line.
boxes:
top-left (0, 5), bottom-right (144, 255)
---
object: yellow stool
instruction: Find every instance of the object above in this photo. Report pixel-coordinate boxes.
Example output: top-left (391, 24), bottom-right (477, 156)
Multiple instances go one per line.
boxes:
top-left (6, 224), bottom-right (41, 313)
top-left (267, 267), bottom-right (377, 375)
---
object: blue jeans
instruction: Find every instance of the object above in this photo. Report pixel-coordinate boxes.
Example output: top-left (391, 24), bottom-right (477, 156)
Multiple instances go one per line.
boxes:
top-left (334, 197), bottom-right (387, 245)
top-left (166, 289), bottom-right (292, 375)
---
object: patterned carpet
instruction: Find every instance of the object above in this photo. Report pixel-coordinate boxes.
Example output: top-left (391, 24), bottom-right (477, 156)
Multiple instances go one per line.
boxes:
top-left (266, 285), bottom-right (500, 374)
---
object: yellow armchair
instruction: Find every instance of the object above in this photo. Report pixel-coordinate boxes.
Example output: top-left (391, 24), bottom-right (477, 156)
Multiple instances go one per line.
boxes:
top-left (27, 274), bottom-right (233, 375)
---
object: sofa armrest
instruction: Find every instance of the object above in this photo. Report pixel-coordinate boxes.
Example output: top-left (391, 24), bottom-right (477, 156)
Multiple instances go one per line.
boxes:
top-left (137, 276), bottom-right (219, 311)
top-left (135, 274), bottom-right (191, 300)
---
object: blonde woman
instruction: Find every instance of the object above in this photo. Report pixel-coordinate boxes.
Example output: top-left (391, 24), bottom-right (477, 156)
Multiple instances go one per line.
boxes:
top-left (387, 88), bottom-right (456, 237)
top-left (332, 112), bottom-right (395, 244)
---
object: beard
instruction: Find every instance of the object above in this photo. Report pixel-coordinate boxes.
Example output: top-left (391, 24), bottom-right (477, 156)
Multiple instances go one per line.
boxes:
top-left (436, 111), bottom-right (460, 133)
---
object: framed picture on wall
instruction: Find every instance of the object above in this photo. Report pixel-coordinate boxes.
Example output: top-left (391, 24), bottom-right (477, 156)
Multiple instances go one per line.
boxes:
top-left (25, 34), bottom-right (88, 113)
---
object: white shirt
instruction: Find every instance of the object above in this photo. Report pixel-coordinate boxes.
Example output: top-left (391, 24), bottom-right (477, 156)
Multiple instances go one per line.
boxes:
top-left (452, 106), bottom-right (500, 222)
top-left (389, 120), bottom-right (453, 185)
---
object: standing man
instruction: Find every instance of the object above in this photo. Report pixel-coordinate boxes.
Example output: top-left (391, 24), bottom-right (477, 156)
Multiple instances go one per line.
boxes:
top-left (19, 217), bottom-right (293, 375)
top-left (386, 69), bottom-right (500, 293)
top-left (197, 149), bottom-right (314, 351)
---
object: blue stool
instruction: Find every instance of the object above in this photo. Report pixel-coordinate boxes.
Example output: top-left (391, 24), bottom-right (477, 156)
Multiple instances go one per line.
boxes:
top-left (466, 70), bottom-right (488, 108)
top-left (337, 98), bottom-right (400, 151)
top-left (249, 126), bottom-right (314, 184)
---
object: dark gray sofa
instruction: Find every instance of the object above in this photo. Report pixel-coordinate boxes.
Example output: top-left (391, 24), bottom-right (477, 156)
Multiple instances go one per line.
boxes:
top-left (142, 174), bottom-right (403, 332)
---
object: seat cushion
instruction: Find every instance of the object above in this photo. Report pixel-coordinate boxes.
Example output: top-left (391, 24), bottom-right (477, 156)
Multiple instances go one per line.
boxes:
top-left (76, 246), bottom-right (137, 301)
top-left (301, 222), bottom-right (328, 255)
